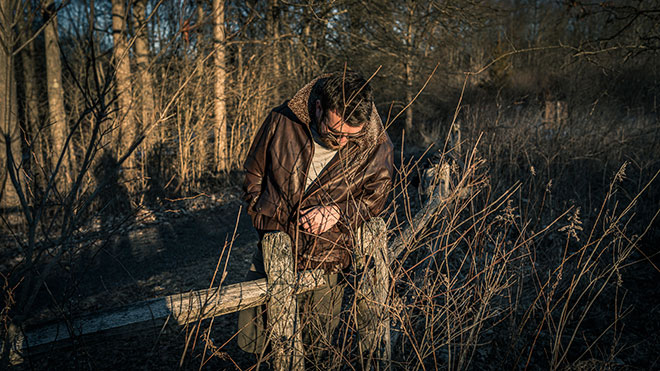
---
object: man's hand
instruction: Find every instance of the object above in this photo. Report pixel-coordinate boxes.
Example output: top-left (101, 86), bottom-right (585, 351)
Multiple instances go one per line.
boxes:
top-left (299, 206), bottom-right (341, 234)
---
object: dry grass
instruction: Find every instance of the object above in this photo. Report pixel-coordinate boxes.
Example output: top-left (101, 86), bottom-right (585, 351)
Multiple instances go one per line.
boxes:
top-left (182, 90), bottom-right (660, 370)
top-left (376, 98), bottom-right (659, 370)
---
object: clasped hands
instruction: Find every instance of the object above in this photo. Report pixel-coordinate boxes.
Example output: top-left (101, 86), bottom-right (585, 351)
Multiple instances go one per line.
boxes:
top-left (298, 205), bottom-right (341, 234)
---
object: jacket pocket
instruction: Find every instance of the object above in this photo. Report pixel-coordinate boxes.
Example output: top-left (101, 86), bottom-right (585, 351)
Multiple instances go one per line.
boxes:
top-left (252, 185), bottom-right (279, 218)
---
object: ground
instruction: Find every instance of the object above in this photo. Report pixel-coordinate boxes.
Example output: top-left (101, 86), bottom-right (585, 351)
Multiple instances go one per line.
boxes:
top-left (18, 190), bottom-right (262, 370)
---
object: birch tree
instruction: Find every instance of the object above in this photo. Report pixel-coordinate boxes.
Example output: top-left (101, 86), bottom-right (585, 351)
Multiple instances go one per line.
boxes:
top-left (213, 0), bottom-right (227, 172)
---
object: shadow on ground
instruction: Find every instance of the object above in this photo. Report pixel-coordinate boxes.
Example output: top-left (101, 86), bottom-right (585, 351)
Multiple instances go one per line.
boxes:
top-left (20, 195), bottom-right (260, 370)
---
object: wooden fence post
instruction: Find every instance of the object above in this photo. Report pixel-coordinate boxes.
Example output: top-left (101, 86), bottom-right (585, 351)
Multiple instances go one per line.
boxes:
top-left (262, 232), bottom-right (304, 370)
top-left (355, 217), bottom-right (390, 369)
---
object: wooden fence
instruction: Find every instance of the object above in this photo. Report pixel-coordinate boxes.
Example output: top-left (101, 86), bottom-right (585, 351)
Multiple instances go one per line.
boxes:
top-left (9, 162), bottom-right (459, 369)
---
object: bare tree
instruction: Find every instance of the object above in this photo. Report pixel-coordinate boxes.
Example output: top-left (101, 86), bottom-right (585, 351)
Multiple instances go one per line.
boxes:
top-left (567, 0), bottom-right (660, 55)
top-left (18, 29), bottom-right (42, 173)
top-left (403, 1), bottom-right (416, 132)
top-left (0, 0), bottom-right (21, 210)
top-left (347, 0), bottom-right (439, 132)
top-left (43, 1), bottom-right (73, 184)
top-left (267, 0), bottom-right (280, 95)
top-left (112, 0), bottom-right (134, 159)
top-left (132, 0), bottom-right (155, 152)
top-left (213, 0), bottom-right (227, 172)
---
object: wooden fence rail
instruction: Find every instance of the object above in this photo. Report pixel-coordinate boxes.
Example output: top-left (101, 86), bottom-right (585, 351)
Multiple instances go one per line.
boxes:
top-left (9, 159), bottom-right (461, 368)
top-left (8, 269), bottom-right (325, 364)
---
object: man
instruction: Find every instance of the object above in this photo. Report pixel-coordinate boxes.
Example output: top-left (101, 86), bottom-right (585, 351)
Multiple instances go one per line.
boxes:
top-left (237, 72), bottom-right (394, 362)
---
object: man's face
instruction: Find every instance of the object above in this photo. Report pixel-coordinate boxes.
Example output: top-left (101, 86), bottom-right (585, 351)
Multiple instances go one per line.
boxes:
top-left (315, 101), bottom-right (365, 150)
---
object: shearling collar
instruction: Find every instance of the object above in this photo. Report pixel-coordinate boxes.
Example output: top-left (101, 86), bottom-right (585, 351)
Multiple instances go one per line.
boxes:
top-left (286, 75), bottom-right (388, 148)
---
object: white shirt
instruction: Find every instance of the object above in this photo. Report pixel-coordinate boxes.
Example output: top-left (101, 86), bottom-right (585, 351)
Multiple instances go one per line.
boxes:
top-left (305, 126), bottom-right (338, 191)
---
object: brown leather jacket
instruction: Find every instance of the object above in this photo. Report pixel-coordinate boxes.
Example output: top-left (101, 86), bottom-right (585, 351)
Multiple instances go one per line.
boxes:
top-left (243, 77), bottom-right (394, 272)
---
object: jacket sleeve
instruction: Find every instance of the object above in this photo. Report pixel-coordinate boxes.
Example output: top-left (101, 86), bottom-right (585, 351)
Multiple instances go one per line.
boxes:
top-left (338, 140), bottom-right (394, 230)
top-left (243, 111), bottom-right (276, 215)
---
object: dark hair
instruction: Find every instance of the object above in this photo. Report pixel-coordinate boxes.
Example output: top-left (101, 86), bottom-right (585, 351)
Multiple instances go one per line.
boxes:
top-left (319, 72), bottom-right (373, 128)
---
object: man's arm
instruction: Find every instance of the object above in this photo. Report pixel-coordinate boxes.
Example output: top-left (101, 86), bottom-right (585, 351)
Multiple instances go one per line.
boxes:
top-left (298, 143), bottom-right (393, 235)
top-left (243, 111), bottom-right (276, 214)
top-left (331, 141), bottom-right (394, 233)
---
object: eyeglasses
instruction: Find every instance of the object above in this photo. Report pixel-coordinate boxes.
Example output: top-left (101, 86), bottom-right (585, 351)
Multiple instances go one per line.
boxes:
top-left (322, 121), bottom-right (366, 142)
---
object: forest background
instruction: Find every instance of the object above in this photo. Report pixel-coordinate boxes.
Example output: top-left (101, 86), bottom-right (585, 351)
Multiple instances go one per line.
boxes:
top-left (1, 0), bottom-right (659, 369)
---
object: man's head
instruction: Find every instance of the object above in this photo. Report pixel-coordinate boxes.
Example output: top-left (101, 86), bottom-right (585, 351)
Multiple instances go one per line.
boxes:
top-left (314, 72), bottom-right (373, 149)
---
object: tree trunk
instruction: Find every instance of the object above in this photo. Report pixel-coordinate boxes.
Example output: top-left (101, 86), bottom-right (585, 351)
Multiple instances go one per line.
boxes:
top-left (404, 4), bottom-right (415, 133)
top-left (347, 2), bottom-right (360, 51)
top-left (194, 0), bottom-right (208, 173)
top-left (237, 43), bottom-right (243, 99)
top-left (196, 0), bottom-right (206, 60)
top-left (267, 0), bottom-right (280, 101)
top-left (403, 4), bottom-right (415, 134)
top-left (19, 31), bottom-right (40, 146)
top-left (112, 0), bottom-right (134, 160)
top-left (44, 0), bottom-right (72, 182)
top-left (0, 0), bottom-right (21, 209)
top-left (212, 0), bottom-right (227, 172)
top-left (132, 0), bottom-right (155, 149)
top-left (404, 59), bottom-right (413, 132)
top-left (19, 28), bottom-right (44, 184)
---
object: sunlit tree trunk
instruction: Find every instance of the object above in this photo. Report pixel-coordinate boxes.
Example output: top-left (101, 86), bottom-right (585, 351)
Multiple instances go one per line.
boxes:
top-left (267, 0), bottom-right (280, 101)
top-left (195, 0), bottom-right (206, 73)
top-left (302, 19), bottom-right (311, 79)
top-left (44, 0), bottom-right (72, 182)
top-left (194, 0), bottom-right (209, 174)
top-left (112, 0), bottom-right (134, 160)
top-left (0, 0), bottom-right (21, 209)
top-left (196, 0), bottom-right (205, 59)
top-left (212, 0), bottom-right (227, 172)
top-left (132, 0), bottom-right (155, 148)
top-left (301, 12), bottom-right (318, 80)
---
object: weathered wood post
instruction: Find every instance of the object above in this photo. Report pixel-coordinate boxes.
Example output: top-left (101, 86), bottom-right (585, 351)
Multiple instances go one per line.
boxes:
top-left (543, 99), bottom-right (568, 132)
top-left (262, 232), bottom-right (304, 370)
top-left (355, 217), bottom-right (390, 369)
top-left (450, 121), bottom-right (462, 155)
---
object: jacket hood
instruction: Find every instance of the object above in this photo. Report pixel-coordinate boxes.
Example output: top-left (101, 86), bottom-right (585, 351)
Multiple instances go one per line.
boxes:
top-left (286, 75), bottom-right (388, 149)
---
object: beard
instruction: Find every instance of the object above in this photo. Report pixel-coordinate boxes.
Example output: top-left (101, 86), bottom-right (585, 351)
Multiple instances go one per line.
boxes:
top-left (313, 115), bottom-right (342, 150)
